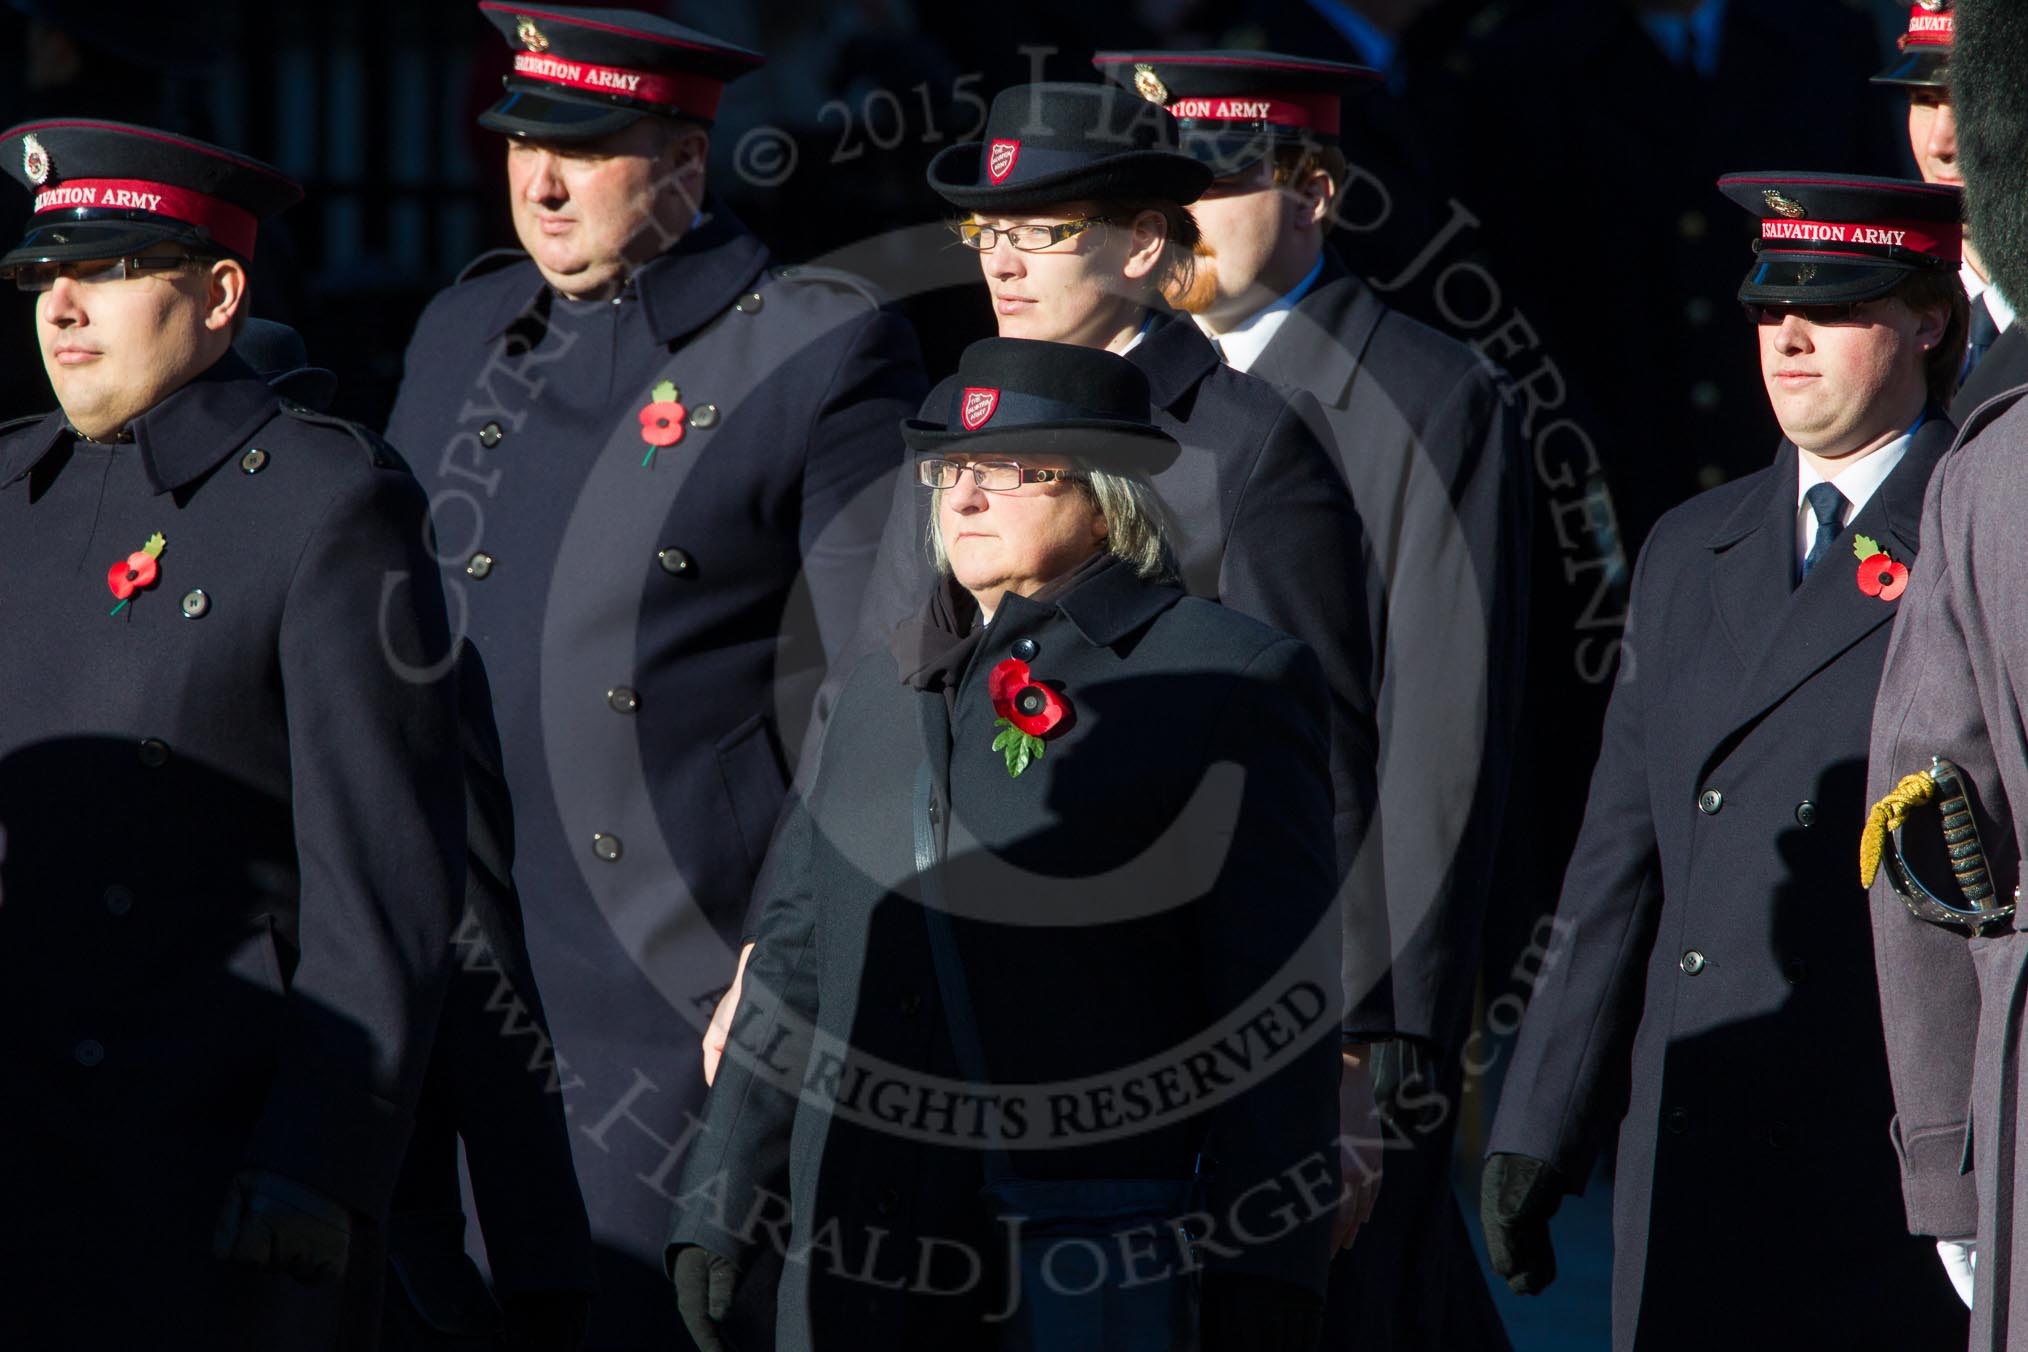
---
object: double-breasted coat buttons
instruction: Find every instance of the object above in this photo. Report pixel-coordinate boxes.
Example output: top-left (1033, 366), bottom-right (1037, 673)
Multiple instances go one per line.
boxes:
top-left (1697, 788), bottom-right (1723, 815)
top-left (239, 448), bottom-right (268, 474)
top-left (467, 552), bottom-right (495, 579)
top-left (658, 548), bottom-right (694, 576)
top-left (137, 738), bottom-right (170, 769)
top-left (607, 687), bottom-right (639, 714)
top-left (592, 833), bottom-right (623, 862)
top-left (180, 590), bottom-right (209, 619)
top-left (478, 421), bottom-right (504, 448)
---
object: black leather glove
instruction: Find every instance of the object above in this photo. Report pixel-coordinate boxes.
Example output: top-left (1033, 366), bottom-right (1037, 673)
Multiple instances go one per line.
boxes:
top-left (670, 1245), bottom-right (739, 1352)
top-left (213, 1168), bottom-right (353, 1284)
top-left (1480, 1153), bottom-right (1564, 1295)
top-left (1369, 1036), bottom-right (1448, 1138)
top-left (502, 1290), bottom-right (592, 1352)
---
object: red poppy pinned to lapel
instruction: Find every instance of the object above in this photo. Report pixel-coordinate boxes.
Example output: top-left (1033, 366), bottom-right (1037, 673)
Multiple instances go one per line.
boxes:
top-left (1853, 534), bottom-right (1909, 602)
top-left (988, 657), bottom-right (1069, 778)
top-left (107, 533), bottom-right (165, 616)
top-left (638, 379), bottom-right (687, 466)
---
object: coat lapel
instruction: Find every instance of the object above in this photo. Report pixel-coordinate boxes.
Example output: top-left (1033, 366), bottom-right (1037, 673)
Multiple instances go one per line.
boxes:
top-left (1704, 444), bottom-right (1796, 672)
top-left (1250, 249), bottom-right (1383, 408)
top-left (1706, 418), bottom-right (1949, 757)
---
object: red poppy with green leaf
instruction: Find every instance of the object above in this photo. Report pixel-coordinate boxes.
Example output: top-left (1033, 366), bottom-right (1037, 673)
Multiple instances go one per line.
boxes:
top-left (988, 657), bottom-right (1069, 778)
top-left (107, 532), bottom-right (165, 616)
top-left (1853, 534), bottom-right (1909, 602)
top-left (638, 379), bottom-right (686, 466)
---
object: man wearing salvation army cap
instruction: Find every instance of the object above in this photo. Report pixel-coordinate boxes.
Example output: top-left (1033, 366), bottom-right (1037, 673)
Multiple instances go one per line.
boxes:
top-left (383, 4), bottom-right (927, 1344)
top-left (1484, 173), bottom-right (1970, 1347)
top-left (1864, 0), bottom-right (2028, 1340)
top-left (0, 119), bottom-right (466, 1348)
top-left (1871, 0), bottom-right (2027, 418)
top-left (1094, 48), bottom-right (1529, 1351)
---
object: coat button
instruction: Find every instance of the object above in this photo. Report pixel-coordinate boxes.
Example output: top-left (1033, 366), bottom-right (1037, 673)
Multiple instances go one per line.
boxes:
top-left (137, 738), bottom-right (170, 769)
top-left (1680, 950), bottom-right (1706, 975)
top-left (876, 1187), bottom-right (900, 1215)
top-left (657, 547), bottom-right (694, 576)
top-left (478, 421), bottom-right (504, 448)
top-left (928, 796), bottom-right (940, 824)
top-left (1665, 1107), bottom-right (1690, 1135)
top-left (900, 992), bottom-right (922, 1017)
top-left (74, 1039), bottom-right (105, 1068)
top-left (735, 292), bottom-right (764, 315)
top-left (466, 551), bottom-right (494, 579)
top-left (592, 833), bottom-right (623, 862)
top-left (690, 403), bottom-right (720, 430)
top-left (1769, 1121), bottom-right (1794, 1150)
top-left (1011, 637), bottom-right (1039, 661)
top-left (1697, 789), bottom-right (1723, 815)
top-left (103, 885), bottom-right (133, 917)
top-left (607, 686), bottom-right (639, 714)
top-left (1784, 958), bottom-right (1808, 984)
top-left (240, 447), bottom-right (268, 474)
top-left (1795, 800), bottom-right (1817, 827)
top-left (180, 589), bottom-right (209, 619)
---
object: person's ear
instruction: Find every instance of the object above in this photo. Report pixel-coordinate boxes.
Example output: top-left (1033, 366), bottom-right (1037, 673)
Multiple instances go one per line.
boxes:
top-left (1119, 209), bottom-right (1169, 283)
top-left (1295, 166), bottom-right (1336, 231)
top-left (203, 258), bottom-right (248, 333)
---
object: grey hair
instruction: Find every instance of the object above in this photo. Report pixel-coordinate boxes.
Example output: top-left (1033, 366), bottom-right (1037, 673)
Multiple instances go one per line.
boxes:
top-left (927, 465), bottom-right (1179, 581)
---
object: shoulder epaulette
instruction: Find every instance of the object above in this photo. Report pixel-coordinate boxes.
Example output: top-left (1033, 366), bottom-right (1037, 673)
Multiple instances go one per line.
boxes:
top-left (456, 248), bottom-right (533, 285)
top-left (770, 263), bottom-right (887, 310)
top-left (278, 400), bottom-right (395, 468)
top-left (0, 413), bottom-right (47, 438)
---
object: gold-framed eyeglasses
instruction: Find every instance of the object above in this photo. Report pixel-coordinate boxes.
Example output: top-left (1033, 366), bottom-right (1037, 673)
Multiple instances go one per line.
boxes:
top-left (918, 459), bottom-right (1080, 491)
top-left (10, 255), bottom-right (214, 292)
top-left (950, 218), bottom-right (1108, 252)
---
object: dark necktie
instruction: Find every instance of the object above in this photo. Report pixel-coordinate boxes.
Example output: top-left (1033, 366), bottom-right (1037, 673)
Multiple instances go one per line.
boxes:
top-left (1964, 295), bottom-right (2001, 384)
top-left (1800, 481), bottom-right (1846, 584)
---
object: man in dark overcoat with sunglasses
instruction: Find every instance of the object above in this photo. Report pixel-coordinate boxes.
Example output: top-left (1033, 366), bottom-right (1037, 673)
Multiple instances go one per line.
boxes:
top-left (1480, 173), bottom-right (1971, 1349)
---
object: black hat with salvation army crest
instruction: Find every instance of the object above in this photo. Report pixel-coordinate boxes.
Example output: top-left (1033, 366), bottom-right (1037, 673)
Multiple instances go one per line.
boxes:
top-left (901, 338), bottom-right (1179, 475)
top-left (926, 83), bottom-right (1211, 214)
top-left (1717, 172), bottom-right (1962, 305)
top-left (0, 119), bottom-right (300, 272)
top-left (477, 3), bottom-right (764, 139)
top-left (1873, 1), bottom-right (1953, 91)
top-left (1090, 50), bottom-right (1379, 178)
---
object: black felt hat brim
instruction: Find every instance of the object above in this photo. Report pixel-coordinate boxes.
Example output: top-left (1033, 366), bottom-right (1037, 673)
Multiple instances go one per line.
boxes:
top-left (900, 418), bottom-right (1180, 475)
top-left (1736, 252), bottom-right (1935, 306)
top-left (479, 84), bottom-right (654, 140)
top-left (0, 217), bottom-right (209, 271)
top-left (927, 141), bottom-right (1211, 211)
top-left (1871, 50), bottom-right (1948, 88)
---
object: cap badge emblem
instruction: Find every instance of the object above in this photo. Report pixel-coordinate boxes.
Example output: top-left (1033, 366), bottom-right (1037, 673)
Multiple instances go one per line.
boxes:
top-left (517, 17), bottom-right (549, 51)
top-left (1764, 190), bottom-right (1807, 219)
top-left (987, 139), bottom-right (1020, 185)
top-left (1917, 0), bottom-right (1947, 12)
top-left (22, 133), bottom-right (48, 186)
top-left (960, 387), bottom-right (1000, 431)
top-left (1133, 64), bottom-right (1171, 105)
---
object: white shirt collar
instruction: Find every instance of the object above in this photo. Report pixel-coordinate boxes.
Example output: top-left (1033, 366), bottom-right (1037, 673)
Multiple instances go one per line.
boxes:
top-left (1116, 309), bottom-right (1157, 356)
top-left (1794, 423), bottom-right (1916, 572)
top-left (1960, 264), bottom-right (2016, 332)
top-left (1194, 253), bottom-right (1327, 374)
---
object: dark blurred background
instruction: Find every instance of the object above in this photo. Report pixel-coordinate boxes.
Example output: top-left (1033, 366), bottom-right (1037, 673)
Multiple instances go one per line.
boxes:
top-left (0, 3), bottom-right (1925, 1342)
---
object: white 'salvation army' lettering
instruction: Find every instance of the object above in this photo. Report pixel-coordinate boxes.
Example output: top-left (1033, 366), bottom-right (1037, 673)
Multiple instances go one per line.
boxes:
top-left (34, 185), bottom-right (165, 213)
top-left (514, 52), bottom-right (645, 93)
top-left (1762, 220), bottom-right (1913, 247)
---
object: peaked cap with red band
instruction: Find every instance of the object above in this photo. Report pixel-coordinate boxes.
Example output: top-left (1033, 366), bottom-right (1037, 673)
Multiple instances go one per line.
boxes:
top-left (0, 120), bottom-right (299, 272)
top-left (900, 337), bottom-right (1178, 475)
top-left (477, 3), bottom-right (764, 140)
top-left (1873, 0), bottom-right (1951, 90)
top-left (926, 83), bottom-right (1209, 213)
top-left (1092, 50), bottom-right (1379, 177)
top-left (1717, 171), bottom-right (1962, 306)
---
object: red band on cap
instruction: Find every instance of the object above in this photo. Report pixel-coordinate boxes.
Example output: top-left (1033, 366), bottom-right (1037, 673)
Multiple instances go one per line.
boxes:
top-left (1904, 5), bottom-right (1953, 46)
top-left (1761, 216), bottom-right (1959, 262)
top-left (1164, 93), bottom-right (1341, 131)
top-left (512, 51), bottom-right (723, 119)
top-left (33, 178), bottom-right (257, 257)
